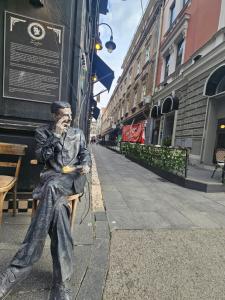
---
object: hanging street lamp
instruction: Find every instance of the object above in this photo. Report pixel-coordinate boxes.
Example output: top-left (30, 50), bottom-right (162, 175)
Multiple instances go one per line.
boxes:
top-left (95, 23), bottom-right (116, 53)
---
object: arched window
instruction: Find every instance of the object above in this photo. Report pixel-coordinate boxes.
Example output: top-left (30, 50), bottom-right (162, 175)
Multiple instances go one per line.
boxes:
top-left (204, 65), bottom-right (225, 96)
top-left (216, 75), bottom-right (225, 94)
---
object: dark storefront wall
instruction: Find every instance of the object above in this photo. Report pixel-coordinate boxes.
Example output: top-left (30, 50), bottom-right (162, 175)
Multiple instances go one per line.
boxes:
top-left (0, 0), bottom-right (87, 192)
top-left (0, 0), bottom-right (77, 123)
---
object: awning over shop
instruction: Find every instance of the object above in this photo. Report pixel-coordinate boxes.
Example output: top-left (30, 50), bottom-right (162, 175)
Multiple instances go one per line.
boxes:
top-left (99, 0), bottom-right (109, 14)
top-left (161, 96), bottom-right (179, 114)
top-left (92, 53), bottom-right (114, 91)
top-left (150, 105), bottom-right (161, 119)
top-left (91, 97), bottom-right (100, 120)
top-left (204, 64), bottom-right (225, 96)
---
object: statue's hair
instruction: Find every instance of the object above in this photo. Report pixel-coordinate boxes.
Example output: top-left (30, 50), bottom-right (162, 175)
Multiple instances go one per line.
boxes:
top-left (51, 101), bottom-right (71, 114)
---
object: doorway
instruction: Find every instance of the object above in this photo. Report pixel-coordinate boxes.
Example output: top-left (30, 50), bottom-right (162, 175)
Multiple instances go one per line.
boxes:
top-left (162, 112), bottom-right (175, 146)
top-left (152, 118), bottom-right (160, 145)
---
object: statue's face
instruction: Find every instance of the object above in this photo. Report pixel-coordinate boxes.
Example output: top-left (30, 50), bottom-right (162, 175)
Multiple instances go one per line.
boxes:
top-left (54, 107), bottom-right (72, 129)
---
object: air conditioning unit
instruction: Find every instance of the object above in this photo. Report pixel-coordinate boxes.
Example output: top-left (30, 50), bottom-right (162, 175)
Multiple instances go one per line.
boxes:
top-left (143, 96), bottom-right (151, 104)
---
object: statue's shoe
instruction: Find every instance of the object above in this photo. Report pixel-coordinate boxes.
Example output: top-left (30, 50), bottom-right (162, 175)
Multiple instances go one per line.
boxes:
top-left (0, 266), bottom-right (32, 299)
top-left (49, 282), bottom-right (73, 300)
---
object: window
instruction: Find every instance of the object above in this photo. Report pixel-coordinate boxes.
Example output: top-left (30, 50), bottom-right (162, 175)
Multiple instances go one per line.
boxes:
top-left (126, 100), bottom-right (129, 113)
top-left (216, 75), bottom-right (225, 94)
top-left (141, 85), bottom-right (146, 99)
top-left (121, 105), bottom-right (124, 118)
top-left (176, 38), bottom-right (184, 67)
top-left (133, 92), bottom-right (137, 107)
top-left (136, 61), bottom-right (140, 75)
top-left (145, 47), bottom-right (150, 62)
top-left (129, 71), bottom-right (132, 85)
top-left (169, 1), bottom-right (176, 27)
top-left (164, 54), bottom-right (171, 78)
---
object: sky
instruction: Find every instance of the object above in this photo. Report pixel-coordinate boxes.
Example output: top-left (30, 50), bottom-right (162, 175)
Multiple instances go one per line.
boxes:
top-left (94, 0), bottom-right (149, 109)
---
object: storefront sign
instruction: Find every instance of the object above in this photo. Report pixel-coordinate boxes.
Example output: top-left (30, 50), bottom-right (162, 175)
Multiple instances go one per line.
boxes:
top-left (3, 11), bottom-right (64, 103)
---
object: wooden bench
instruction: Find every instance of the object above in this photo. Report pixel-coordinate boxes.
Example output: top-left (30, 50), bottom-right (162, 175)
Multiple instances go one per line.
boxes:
top-left (30, 160), bottom-right (81, 231)
top-left (0, 143), bottom-right (27, 224)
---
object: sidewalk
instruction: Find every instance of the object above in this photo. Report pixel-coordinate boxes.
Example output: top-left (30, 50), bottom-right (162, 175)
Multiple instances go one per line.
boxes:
top-left (92, 145), bottom-right (225, 300)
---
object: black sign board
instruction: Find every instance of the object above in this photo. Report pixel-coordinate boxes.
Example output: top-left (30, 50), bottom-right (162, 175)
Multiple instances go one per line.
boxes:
top-left (3, 11), bottom-right (64, 103)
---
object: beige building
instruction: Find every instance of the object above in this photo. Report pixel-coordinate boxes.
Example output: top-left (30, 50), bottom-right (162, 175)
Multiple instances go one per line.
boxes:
top-left (101, 0), bottom-right (164, 138)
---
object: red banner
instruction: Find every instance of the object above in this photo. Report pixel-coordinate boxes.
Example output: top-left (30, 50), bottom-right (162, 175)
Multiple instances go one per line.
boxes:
top-left (122, 122), bottom-right (145, 143)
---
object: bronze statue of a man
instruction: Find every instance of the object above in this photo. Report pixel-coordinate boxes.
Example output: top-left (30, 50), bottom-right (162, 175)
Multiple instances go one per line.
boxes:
top-left (0, 101), bottom-right (91, 300)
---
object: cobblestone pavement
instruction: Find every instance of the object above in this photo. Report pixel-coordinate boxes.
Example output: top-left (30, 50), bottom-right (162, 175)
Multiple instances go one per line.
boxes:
top-left (92, 145), bottom-right (225, 300)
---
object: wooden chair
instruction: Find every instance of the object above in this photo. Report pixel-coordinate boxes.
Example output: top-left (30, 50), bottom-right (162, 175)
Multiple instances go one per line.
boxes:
top-left (0, 143), bottom-right (27, 224)
top-left (30, 160), bottom-right (82, 231)
top-left (31, 194), bottom-right (81, 231)
top-left (211, 148), bottom-right (225, 182)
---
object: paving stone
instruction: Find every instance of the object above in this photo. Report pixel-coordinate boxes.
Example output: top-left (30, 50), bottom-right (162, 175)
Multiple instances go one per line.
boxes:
top-left (10, 290), bottom-right (49, 300)
top-left (94, 211), bottom-right (107, 221)
top-left (76, 266), bottom-right (107, 300)
top-left (95, 221), bottom-right (110, 239)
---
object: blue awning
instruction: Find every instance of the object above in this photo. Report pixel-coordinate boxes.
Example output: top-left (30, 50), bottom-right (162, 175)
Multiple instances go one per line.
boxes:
top-left (92, 53), bottom-right (114, 91)
top-left (91, 97), bottom-right (100, 120)
top-left (99, 0), bottom-right (109, 15)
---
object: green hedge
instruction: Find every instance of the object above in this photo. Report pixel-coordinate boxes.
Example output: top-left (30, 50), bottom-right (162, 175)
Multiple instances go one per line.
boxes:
top-left (120, 142), bottom-right (188, 177)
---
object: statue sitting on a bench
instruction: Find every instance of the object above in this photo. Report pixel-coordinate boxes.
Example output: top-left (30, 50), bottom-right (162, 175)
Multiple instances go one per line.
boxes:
top-left (0, 101), bottom-right (91, 300)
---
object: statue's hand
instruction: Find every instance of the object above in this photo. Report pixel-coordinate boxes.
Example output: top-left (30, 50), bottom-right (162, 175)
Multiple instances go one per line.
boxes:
top-left (54, 116), bottom-right (68, 136)
top-left (80, 165), bottom-right (90, 175)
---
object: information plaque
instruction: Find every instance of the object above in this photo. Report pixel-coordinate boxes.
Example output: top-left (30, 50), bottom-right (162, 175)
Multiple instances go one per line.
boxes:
top-left (3, 11), bottom-right (64, 103)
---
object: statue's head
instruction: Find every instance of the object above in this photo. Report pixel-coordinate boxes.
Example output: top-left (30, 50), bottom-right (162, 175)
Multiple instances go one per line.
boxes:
top-left (51, 101), bottom-right (72, 128)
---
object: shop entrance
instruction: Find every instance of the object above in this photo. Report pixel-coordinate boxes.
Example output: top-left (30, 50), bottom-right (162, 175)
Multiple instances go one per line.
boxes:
top-left (216, 119), bottom-right (225, 148)
top-left (202, 96), bottom-right (225, 164)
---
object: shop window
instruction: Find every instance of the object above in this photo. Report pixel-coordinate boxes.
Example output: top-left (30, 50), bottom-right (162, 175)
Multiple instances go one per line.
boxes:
top-left (176, 38), bottom-right (184, 67)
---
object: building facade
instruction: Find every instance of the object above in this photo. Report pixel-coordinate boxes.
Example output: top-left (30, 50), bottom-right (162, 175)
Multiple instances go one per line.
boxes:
top-left (101, 0), bottom-right (164, 139)
top-left (149, 0), bottom-right (225, 165)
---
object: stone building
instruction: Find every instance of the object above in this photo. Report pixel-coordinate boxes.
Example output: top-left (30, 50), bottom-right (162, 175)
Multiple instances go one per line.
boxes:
top-left (149, 0), bottom-right (225, 165)
top-left (101, 0), bottom-right (164, 138)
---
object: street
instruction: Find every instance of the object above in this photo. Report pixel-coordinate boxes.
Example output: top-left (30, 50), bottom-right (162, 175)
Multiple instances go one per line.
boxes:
top-left (92, 145), bottom-right (225, 300)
